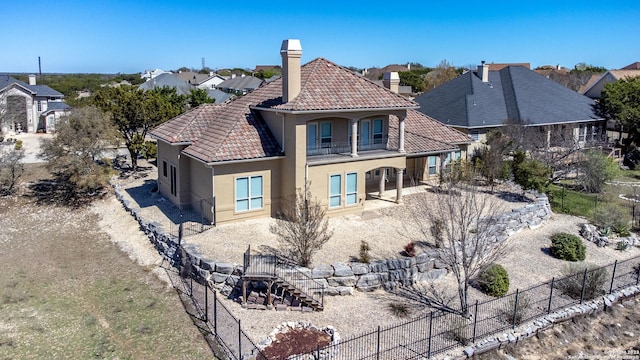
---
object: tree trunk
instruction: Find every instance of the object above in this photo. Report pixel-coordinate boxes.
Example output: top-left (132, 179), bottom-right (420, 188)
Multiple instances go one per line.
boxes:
top-left (127, 147), bottom-right (138, 171)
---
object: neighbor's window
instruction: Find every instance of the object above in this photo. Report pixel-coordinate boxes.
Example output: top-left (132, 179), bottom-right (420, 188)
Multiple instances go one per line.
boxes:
top-left (346, 172), bottom-right (357, 205)
top-left (235, 176), bottom-right (263, 212)
top-left (428, 156), bottom-right (437, 175)
top-left (470, 130), bottom-right (479, 142)
top-left (578, 125), bottom-right (586, 142)
top-left (454, 151), bottom-right (461, 160)
top-left (329, 174), bottom-right (341, 208)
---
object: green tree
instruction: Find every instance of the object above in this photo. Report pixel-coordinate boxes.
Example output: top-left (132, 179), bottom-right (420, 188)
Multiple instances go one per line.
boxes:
top-left (39, 106), bottom-right (119, 195)
top-left (92, 85), bottom-right (186, 170)
top-left (577, 149), bottom-right (619, 193)
top-left (422, 60), bottom-right (459, 92)
top-left (188, 88), bottom-right (215, 108)
top-left (398, 71), bottom-right (424, 93)
top-left (596, 77), bottom-right (640, 145)
top-left (512, 151), bottom-right (551, 193)
top-left (572, 63), bottom-right (607, 73)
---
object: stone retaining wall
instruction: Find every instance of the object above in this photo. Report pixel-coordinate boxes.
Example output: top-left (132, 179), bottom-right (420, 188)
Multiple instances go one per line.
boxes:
top-left (113, 186), bottom-right (551, 296)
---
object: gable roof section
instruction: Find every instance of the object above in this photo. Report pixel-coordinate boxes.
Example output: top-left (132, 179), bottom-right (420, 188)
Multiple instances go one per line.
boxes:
top-left (622, 62), bottom-right (640, 70)
top-left (0, 75), bottom-right (63, 97)
top-left (415, 66), bottom-right (600, 128)
top-left (217, 76), bottom-right (264, 92)
top-left (261, 58), bottom-right (417, 112)
top-left (151, 104), bottom-right (224, 144)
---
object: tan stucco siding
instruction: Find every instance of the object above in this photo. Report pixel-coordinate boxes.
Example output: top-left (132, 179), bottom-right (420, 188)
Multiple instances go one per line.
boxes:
top-left (261, 111), bottom-right (284, 150)
top-left (188, 158), bottom-right (213, 205)
top-left (213, 159), bottom-right (282, 224)
top-left (157, 141), bottom-right (185, 207)
top-left (307, 156), bottom-right (405, 217)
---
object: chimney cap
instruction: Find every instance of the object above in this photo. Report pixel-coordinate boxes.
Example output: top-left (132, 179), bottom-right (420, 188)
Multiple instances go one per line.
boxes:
top-left (281, 39), bottom-right (302, 53)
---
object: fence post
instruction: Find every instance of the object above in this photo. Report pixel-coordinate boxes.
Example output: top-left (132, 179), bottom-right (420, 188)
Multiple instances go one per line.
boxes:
top-left (427, 312), bottom-right (433, 358)
top-left (472, 300), bottom-right (478, 343)
top-left (609, 260), bottom-right (618, 294)
top-left (213, 290), bottom-right (217, 334)
top-left (190, 276), bottom-right (193, 297)
top-left (512, 289), bottom-right (520, 329)
top-left (547, 277), bottom-right (555, 314)
top-left (317, 345), bottom-right (320, 360)
top-left (238, 319), bottom-right (242, 359)
top-left (580, 269), bottom-right (588, 304)
top-left (376, 326), bottom-right (381, 360)
top-left (204, 282), bottom-right (208, 323)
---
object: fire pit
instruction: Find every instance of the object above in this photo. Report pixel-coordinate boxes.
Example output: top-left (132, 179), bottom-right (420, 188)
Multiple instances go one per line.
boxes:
top-left (258, 322), bottom-right (339, 360)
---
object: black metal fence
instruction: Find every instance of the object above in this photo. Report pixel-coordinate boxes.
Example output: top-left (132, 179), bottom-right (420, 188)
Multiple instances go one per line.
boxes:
top-left (292, 255), bottom-right (640, 359)
top-left (166, 196), bottom-right (216, 238)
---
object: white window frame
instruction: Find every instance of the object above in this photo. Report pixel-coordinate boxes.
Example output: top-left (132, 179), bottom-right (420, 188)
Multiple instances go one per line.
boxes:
top-left (235, 175), bottom-right (264, 212)
top-left (329, 173), bottom-right (342, 208)
top-left (346, 172), bottom-right (358, 206)
top-left (470, 130), bottom-right (479, 142)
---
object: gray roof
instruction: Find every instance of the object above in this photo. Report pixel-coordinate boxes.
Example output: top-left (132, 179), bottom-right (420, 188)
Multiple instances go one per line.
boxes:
top-left (217, 76), bottom-right (264, 92)
top-left (206, 89), bottom-right (235, 104)
top-left (0, 75), bottom-right (64, 98)
top-left (139, 73), bottom-right (194, 95)
top-left (45, 102), bottom-right (72, 111)
top-left (414, 66), bottom-right (601, 128)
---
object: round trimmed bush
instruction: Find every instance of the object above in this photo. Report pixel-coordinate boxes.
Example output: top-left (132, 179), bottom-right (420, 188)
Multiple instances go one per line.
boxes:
top-left (550, 232), bottom-right (586, 261)
top-left (478, 263), bottom-right (510, 297)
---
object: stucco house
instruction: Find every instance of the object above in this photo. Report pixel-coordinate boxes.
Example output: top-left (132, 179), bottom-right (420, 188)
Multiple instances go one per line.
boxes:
top-left (139, 73), bottom-right (194, 96)
top-left (582, 67), bottom-right (640, 99)
top-left (414, 62), bottom-right (605, 153)
top-left (216, 75), bottom-right (264, 95)
top-left (150, 39), bottom-right (470, 225)
top-left (0, 74), bottom-right (71, 134)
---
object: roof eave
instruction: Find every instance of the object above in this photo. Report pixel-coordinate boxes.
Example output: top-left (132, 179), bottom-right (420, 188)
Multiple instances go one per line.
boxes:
top-left (202, 155), bottom-right (286, 167)
top-left (252, 105), bottom-right (419, 115)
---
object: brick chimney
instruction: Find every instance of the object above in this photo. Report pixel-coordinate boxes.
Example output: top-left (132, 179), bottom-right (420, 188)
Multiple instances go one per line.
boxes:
top-left (28, 74), bottom-right (36, 85)
top-left (280, 39), bottom-right (302, 103)
top-left (382, 72), bottom-right (400, 93)
top-left (477, 61), bottom-right (489, 82)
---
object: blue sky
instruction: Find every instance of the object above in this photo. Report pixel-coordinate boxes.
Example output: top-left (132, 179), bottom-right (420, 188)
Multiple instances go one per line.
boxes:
top-left (2, 0), bottom-right (638, 74)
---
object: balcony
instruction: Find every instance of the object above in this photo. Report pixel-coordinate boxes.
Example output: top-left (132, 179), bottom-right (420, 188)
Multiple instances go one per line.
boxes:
top-left (306, 136), bottom-right (403, 165)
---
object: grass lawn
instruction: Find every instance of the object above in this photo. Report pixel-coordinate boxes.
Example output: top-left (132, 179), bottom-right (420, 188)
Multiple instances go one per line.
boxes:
top-left (547, 183), bottom-right (598, 217)
top-left (0, 164), bottom-right (213, 359)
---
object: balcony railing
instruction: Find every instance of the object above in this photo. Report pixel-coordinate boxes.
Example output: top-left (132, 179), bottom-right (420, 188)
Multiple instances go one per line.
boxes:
top-left (307, 136), bottom-right (391, 156)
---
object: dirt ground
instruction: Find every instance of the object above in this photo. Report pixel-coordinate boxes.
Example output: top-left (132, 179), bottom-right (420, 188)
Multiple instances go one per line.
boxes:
top-left (0, 165), bottom-right (214, 359)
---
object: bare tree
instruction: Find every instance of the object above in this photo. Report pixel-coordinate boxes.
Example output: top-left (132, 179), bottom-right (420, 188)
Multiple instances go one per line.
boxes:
top-left (502, 118), bottom-right (584, 181)
top-left (422, 59), bottom-right (460, 92)
top-left (406, 174), bottom-right (506, 316)
top-left (270, 184), bottom-right (333, 267)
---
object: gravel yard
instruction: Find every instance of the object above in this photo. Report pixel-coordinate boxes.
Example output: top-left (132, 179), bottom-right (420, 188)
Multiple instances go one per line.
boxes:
top-left (108, 165), bottom-right (640, 353)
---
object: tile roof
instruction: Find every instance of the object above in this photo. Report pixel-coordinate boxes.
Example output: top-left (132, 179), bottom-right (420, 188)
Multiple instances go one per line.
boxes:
top-left (263, 58), bottom-right (417, 111)
top-left (153, 58), bottom-right (454, 164)
top-left (414, 66), bottom-right (601, 128)
top-left (388, 110), bottom-right (470, 155)
top-left (609, 70), bottom-right (640, 80)
top-left (151, 104), bottom-right (224, 144)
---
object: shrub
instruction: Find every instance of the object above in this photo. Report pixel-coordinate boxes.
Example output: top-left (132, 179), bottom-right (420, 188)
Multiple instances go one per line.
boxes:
top-left (388, 302), bottom-right (409, 318)
top-left (142, 141), bottom-right (157, 160)
top-left (550, 233), bottom-right (586, 261)
top-left (14, 140), bottom-right (23, 151)
top-left (447, 317), bottom-right (471, 345)
top-left (477, 263), bottom-right (510, 297)
top-left (359, 240), bottom-right (371, 264)
top-left (403, 242), bottom-right (416, 257)
top-left (593, 202), bottom-right (631, 235)
top-left (556, 262), bottom-right (608, 300)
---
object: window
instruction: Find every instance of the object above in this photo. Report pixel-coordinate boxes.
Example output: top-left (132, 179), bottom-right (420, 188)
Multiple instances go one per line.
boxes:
top-left (428, 156), bottom-right (437, 175)
top-left (454, 151), bottom-right (461, 161)
top-left (37, 101), bottom-right (42, 111)
top-left (360, 120), bottom-right (370, 146)
top-left (320, 122), bottom-right (332, 148)
top-left (235, 176), bottom-right (263, 212)
top-left (307, 123), bottom-right (318, 151)
top-left (162, 161), bottom-right (167, 177)
top-left (170, 165), bottom-right (177, 196)
top-left (346, 173), bottom-right (357, 205)
top-left (470, 130), bottom-right (479, 142)
top-left (329, 174), bottom-right (341, 208)
top-left (578, 125), bottom-right (586, 142)
top-left (444, 152), bottom-right (452, 166)
top-left (372, 119), bottom-right (383, 144)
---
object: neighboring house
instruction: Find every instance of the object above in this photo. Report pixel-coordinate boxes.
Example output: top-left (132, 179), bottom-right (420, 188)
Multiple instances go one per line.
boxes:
top-left (414, 63), bottom-right (605, 153)
top-left (0, 74), bottom-right (71, 134)
top-left (206, 89), bottom-right (235, 104)
top-left (176, 71), bottom-right (226, 90)
top-left (582, 68), bottom-right (640, 99)
top-left (150, 39), bottom-right (470, 225)
top-left (141, 68), bottom-right (171, 80)
top-left (139, 73), bottom-right (194, 96)
top-left (363, 64), bottom-right (410, 81)
top-left (216, 75), bottom-right (264, 95)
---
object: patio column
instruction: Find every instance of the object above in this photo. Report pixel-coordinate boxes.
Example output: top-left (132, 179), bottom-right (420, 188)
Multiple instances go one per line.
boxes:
top-left (396, 168), bottom-right (404, 204)
top-left (351, 118), bottom-right (359, 157)
top-left (379, 168), bottom-right (386, 196)
top-left (398, 114), bottom-right (406, 153)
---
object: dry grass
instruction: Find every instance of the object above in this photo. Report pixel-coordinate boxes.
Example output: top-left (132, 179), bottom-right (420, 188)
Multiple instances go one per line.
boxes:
top-left (0, 164), bottom-right (213, 359)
